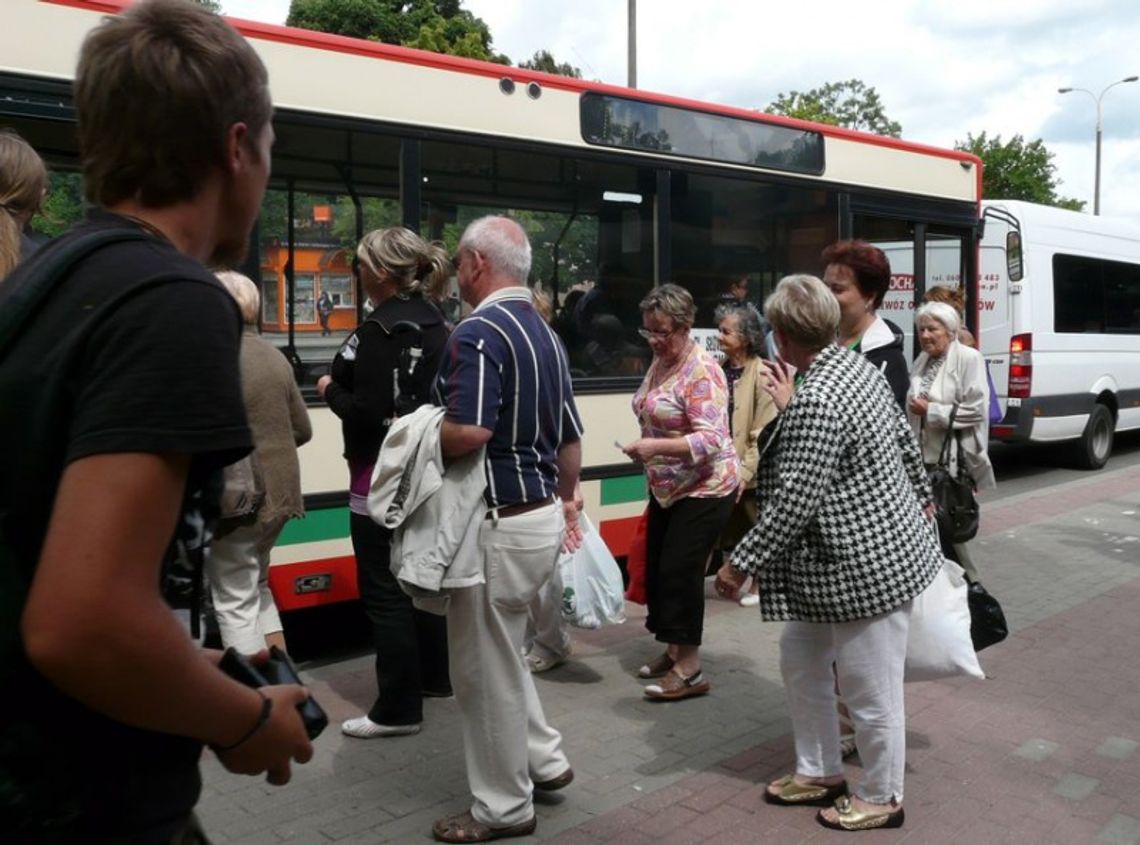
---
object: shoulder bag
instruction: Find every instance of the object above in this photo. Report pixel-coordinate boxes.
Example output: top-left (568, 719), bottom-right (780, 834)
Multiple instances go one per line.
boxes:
top-left (928, 404), bottom-right (980, 543)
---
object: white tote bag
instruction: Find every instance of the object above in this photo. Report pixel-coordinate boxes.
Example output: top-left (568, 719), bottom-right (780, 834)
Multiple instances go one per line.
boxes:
top-left (557, 513), bottom-right (626, 629)
top-left (905, 558), bottom-right (985, 682)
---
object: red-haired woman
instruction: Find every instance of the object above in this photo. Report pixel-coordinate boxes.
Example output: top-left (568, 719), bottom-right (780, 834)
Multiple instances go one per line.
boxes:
top-left (821, 240), bottom-right (908, 408)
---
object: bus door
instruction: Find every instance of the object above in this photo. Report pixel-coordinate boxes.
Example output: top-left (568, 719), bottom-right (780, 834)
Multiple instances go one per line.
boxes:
top-left (846, 210), bottom-right (976, 360)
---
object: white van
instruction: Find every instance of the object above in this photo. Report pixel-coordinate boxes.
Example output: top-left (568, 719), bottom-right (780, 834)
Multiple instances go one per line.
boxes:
top-left (978, 200), bottom-right (1140, 469)
top-left (875, 201), bottom-right (1140, 469)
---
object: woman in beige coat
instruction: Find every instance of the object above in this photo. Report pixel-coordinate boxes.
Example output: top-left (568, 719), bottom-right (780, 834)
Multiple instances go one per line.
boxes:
top-left (715, 302), bottom-right (777, 606)
top-left (209, 271), bottom-right (312, 653)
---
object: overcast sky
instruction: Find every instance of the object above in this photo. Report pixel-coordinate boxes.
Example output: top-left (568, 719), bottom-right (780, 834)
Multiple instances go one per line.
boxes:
top-left (222, 0), bottom-right (1140, 223)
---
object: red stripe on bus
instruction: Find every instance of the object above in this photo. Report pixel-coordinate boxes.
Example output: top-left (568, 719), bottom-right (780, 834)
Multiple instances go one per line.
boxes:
top-left (45, 0), bottom-right (984, 168)
top-left (598, 514), bottom-right (644, 560)
top-left (268, 554), bottom-right (358, 612)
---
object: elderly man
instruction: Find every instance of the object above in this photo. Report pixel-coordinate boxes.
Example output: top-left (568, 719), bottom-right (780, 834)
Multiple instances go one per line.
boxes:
top-left (431, 216), bottom-right (584, 844)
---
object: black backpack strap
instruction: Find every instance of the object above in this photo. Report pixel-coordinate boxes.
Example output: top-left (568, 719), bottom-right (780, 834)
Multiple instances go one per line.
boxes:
top-left (1, 228), bottom-right (156, 666)
top-left (0, 229), bottom-right (151, 360)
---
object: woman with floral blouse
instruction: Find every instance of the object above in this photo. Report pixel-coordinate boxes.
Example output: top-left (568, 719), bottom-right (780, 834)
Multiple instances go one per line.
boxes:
top-left (621, 283), bottom-right (739, 701)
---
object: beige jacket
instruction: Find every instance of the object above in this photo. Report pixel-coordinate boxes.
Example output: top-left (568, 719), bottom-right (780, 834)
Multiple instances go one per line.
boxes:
top-left (240, 330), bottom-right (312, 524)
top-left (728, 356), bottom-right (778, 490)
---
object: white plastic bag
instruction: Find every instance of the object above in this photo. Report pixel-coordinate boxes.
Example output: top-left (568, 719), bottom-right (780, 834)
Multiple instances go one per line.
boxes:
top-left (558, 513), bottom-right (626, 629)
top-left (905, 557), bottom-right (985, 682)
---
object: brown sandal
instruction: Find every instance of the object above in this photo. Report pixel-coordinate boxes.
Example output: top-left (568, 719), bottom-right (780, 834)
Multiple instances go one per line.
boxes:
top-left (637, 652), bottom-right (675, 679)
top-left (432, 811), bottom-right (537, 843)
top-left (644, 669), bottom-right (710, 701)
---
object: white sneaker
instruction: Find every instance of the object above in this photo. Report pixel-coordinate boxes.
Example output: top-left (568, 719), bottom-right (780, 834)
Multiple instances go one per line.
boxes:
top-left (525, 652), bottom-right (566, 673)
top-left (739, 593), bottom-right (760, 607)
top-left (341, 716), bottom-right (421, 738)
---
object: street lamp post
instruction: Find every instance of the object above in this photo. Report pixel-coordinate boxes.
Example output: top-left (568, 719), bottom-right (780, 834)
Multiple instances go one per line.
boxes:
top-left (1058, 75), bottom-right (1139, 215)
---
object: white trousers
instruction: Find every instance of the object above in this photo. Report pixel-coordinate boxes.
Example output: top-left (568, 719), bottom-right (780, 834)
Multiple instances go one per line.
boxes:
top-left (447, 502), bottom-right (569, 827)
top-left (779, 601), bottom-right (912, 804)
top-left (205, 516), bottom-right (287, 655)
top-left (524, 562), bottom-right (571, 662)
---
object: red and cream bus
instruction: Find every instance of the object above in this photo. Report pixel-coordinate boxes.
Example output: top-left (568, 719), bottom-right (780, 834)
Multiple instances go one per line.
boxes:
top-left (2, 0), bottom-right (982, 613)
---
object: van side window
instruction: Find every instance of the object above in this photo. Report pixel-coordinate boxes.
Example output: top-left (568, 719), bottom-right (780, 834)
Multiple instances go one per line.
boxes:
top-left (1053, 253), bottom-right (1140, 334)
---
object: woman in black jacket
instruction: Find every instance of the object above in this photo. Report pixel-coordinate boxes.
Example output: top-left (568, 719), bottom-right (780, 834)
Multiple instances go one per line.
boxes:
top-left (821, 240), bottom-right (909, 408)
top-left (316, 227), bottom-right (452, 738)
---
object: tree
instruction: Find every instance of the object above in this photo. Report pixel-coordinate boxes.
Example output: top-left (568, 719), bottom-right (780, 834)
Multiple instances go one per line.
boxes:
top-left (765, 79), bottom-right (902, 138)
top-left (519, 50), bottom-right (581, 79)
top-left (955, 132), bottom-right (1085, 211)
top-left (192, 0), bottom-right (222, 11)
top-left (34, 172), bottom-right (85, 239)
top-left (287, 0), bottom-right (508, 63)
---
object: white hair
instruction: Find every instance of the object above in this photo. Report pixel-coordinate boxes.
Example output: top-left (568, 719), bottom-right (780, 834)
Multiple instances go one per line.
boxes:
top-left (459, 215), bottom-right (531, 284)
top-left (214, 269), bottom-right (260, 326)
top-left (915, 301), bottom-right (960, 338)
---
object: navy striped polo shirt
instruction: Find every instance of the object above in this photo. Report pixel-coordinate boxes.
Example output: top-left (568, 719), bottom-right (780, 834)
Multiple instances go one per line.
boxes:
top-left (433, 287), bottom-right (584, 507)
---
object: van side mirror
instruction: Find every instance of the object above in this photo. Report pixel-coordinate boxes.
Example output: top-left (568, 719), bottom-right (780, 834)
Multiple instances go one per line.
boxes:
top-left (1006, 230), bottom-right (1023, 282)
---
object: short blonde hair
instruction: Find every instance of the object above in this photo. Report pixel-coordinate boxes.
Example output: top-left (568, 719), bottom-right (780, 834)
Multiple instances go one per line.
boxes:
top-left (764, 274), bottom-right (840, 350)
top-left (915, 301), bottom-right (960, 338)
top-left (639, 282), bottom-right (695, 328)
top-left (357, 227), bottom-right (450, 300)
top-left (214, 269), bottom-right (260, 326)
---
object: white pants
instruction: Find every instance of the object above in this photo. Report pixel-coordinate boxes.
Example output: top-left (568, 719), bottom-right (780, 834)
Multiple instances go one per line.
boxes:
top-left (524, 562), bottom-right (571, 662)
top-left (779, 602), bottom-right (911, 804)
top-left (205, 516), bottom-right (287, 655)
top-left (447, 502), bottom-right (569, 827)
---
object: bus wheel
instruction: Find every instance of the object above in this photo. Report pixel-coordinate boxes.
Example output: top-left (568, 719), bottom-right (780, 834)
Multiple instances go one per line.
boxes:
top-left (1075, 403), bottom-right (1114, 470)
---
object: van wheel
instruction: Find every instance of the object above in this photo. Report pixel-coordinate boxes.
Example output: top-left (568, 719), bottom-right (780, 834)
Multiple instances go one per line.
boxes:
top-left (1075, 403), bottom-right (1114, 470)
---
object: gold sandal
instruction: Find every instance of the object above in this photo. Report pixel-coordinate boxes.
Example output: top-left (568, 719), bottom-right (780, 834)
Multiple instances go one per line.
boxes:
top-left (817, 796), bottom-right (905, 831)
top-left (764, 774), bottom-right (847, 806)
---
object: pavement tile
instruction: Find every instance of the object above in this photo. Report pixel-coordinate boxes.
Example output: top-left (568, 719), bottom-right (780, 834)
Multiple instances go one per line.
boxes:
top-left (1099, 737), bottom-right (1140, 761)
top-left (1012, 738), bottom-right (1060, 762)
top-left (1099, 813), bottom-right (1140, 845)
top-left (1054, 772), bottom-right (1102, 802)
top-left (191, 463), bottom-right (1140, 844)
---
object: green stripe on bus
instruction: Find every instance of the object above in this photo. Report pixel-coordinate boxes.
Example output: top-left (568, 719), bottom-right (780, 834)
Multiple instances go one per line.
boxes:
top-left (599, 475), bottom-right (647, 506)
top-left (277, 507), bottom-right (350, 545)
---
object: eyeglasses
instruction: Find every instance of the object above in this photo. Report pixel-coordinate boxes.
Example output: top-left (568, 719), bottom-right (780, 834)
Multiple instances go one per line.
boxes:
top-left (638, 326), bottom-right (678, 341)
top-left (450, 252), bottom-right (463, 271)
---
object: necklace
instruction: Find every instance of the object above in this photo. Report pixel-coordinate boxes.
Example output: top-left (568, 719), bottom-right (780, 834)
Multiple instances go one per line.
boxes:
top-left (649, 340), bottom-right (693, 390)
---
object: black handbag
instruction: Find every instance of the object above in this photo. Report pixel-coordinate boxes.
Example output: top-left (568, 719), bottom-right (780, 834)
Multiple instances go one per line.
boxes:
top-left (966, 580), bottom-right (1008, 651)
top-left (928, 405), bottom-right (980, 543)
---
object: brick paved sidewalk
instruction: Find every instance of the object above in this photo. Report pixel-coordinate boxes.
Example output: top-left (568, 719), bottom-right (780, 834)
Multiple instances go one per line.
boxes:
top-left (197, 464), bottom-right (1140, 844)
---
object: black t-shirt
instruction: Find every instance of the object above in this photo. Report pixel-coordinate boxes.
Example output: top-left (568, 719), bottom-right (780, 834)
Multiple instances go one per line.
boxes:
top-left (0, 211), bottom-right (252, 841)
top-left (326, 294), bottom-right (448, 465)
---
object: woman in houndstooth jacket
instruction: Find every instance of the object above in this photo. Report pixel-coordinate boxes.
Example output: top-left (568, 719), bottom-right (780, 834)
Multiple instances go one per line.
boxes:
top-left (716, 274), bottom-right (941, 833)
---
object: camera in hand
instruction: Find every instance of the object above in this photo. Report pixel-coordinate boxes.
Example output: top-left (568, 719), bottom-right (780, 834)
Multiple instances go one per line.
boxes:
top-left (218, 646), bottom-right (328, 740)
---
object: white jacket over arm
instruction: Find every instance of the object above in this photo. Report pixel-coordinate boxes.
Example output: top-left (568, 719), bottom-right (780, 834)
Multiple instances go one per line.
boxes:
top-left (368, 405), bottom-right (487, 596)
